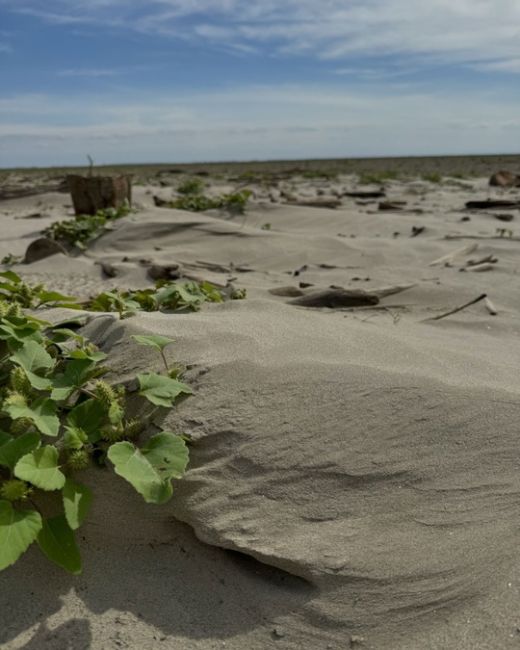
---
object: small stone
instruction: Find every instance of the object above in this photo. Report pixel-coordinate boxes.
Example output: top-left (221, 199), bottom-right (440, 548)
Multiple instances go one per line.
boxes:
top-left (272, 627), bottom-right (286, 639)
top-left (24, 237), bottom-right (67, 263)
top-left (147, 263), bottom-right (182, 281)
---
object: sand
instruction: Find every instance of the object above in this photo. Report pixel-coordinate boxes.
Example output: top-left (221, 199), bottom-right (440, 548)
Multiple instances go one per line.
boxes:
top-left (1, 163), bottom-right (520, 649)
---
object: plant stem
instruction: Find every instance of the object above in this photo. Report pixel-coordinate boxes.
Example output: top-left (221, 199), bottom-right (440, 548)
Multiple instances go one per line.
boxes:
top-left (160, 349), bottom-right (169, 374)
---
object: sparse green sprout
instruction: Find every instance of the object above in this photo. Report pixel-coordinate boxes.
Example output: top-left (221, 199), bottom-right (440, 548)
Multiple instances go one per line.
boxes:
top-left (177, 177), bottom-right (204, 195)
top-left (43, 204), bottom-right (131, 250)
top-left (261, 223), bottom-right (272, 230)
top-left (422, 172), bottom-right (442, 183)
top-left (169, 190), bottom-right (252, 215)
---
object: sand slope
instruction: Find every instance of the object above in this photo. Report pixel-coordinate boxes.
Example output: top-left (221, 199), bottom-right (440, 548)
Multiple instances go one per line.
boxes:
top-left (1, 172), bottom-right (520, 649)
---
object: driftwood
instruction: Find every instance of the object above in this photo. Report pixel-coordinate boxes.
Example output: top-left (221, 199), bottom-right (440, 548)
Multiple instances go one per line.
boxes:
top-left (461, 262), bottom-right (494, 272)
top-left (465, 199), bottom-right (520, 210)
top-left (365, 283), bottom-right (416, 298)
top-left (445, 235), bottom-right (520, 241)
top-left (289, 289), bottom-right (379, 309)
top-left (344, 190), bottom-right (386, 199)
top-left (427, 294), bottom-right (487, 321)
top-left (429, 243), bottom-right (479, 266)
top-left (484, 297), bottom-right (498, 315)
top-left (378, 201), bottom-right (407, 211)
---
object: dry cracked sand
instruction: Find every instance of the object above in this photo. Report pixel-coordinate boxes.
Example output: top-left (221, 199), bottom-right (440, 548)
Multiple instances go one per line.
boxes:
top-left (1, 160), bottom-right (520, 649)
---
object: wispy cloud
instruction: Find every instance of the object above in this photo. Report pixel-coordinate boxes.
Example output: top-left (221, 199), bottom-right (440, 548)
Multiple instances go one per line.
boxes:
top-left (473, 58), bottom-right (520, 74)
top-left (4, 0), bottom-right (520, 72)
top-left (0, 42), bottom-right (13, 54)
top-left (1, 84), bottom-right (520, 167)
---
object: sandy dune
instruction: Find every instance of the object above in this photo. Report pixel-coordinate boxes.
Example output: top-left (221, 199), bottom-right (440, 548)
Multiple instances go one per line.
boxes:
top-left (1, 166), bottom-right (520, 649)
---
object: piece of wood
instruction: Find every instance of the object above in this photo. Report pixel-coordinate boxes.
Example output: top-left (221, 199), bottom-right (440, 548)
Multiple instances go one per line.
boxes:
top-left (365, 283), bottom-right (417, 298)
top-left (484, 297), bottom-right (498, 315)
top-left (344, 190), bottom-right (386, 199)
top-left (445, 235), bottom-right (520, 241)
top-left (465, 199), bottom-right (520, 210)
top-left (429, 243), bottom-right (479, 266)
top-left (428, 294), bottom-right (487, 321)
top-left (289, 288), bottom-right (379, 309)
top-left (461, 262), bottom-right (494, 272)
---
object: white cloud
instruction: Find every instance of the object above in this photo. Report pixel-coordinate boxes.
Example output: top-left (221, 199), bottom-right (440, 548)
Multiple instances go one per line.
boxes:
top-left (1, 84), bottom-right (520, 167)
top-left (474, 58), bottom-right (520, 73)
top-left (4, 0), bottom-right (520, 71)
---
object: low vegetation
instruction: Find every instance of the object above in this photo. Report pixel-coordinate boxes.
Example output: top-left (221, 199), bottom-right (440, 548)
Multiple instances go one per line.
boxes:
top-left (0, 271), bottom-right (192, 574)
top-left (43, 205), bottom-right (131, 250)
top-left (170, 190), bottom-right (252, 215)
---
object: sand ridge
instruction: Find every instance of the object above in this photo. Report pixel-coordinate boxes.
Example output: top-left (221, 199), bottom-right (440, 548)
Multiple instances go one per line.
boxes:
top-left (1, 167), bottom-right (520, 649)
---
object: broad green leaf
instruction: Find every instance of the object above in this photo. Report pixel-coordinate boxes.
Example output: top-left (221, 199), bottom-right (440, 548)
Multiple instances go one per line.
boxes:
top-left (63, 426), bottom-right (88, 450)
top-left (36, 290), bottom-right (80, 308)
top-left (0, 431), bottom-right (12, 446)
top-left (62, 479), bottom-right (92, 530)
top-left (0, 270), bottom-right (22, 283)
top-left (68, 348), bottom-right (107, 362)
top-left (138, 373), bottom-right (192, 407)
top-left (0, 432), bottom-right (40, 470)
top-left (107, 442), bottom-right (172, 504)
top-left (51, 358), bottom-right (97, 401)
top-left (0, 500), bottom-right (42, 571)
top-left (131, 334), bottom-right (175, 352)
top-left (142, 432), bottom-right (189, 480)
top-left (11, 340), bottom-right (55, 374)
top-left (14, 446), bottom-right (66, 491)
top-left (5, 397), bottom-right (59, 437)
top-left (37, 515), bottom-right (82, 575)
top-left (66, 399), bottom-right (105, 442)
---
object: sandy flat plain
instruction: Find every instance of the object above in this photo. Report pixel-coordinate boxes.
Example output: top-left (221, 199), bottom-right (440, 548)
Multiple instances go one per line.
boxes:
top-left (1, 156), bottom-right (520, 649)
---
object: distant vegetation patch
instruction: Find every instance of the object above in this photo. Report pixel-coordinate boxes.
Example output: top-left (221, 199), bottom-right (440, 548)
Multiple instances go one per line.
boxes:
top-left (170, 190), bottom-right (252, 215)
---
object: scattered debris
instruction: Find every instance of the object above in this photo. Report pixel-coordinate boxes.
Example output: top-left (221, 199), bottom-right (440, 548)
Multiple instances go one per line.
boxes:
top-left (289, 288), bottom-right (379, 309)
top-left (411, 226), bottom-right (425, 237)
top-left (465, 199), bottom-right (520, 210)
top-left (344, 190), bottom-right (386, 199)
top-left (378, 201), bottom-right (407, 211)
top-left (429, 243), bottom-right (479, 267)
top-left (147, 263), bottom-right (183, 281)
top-left (285, 198), bottom-right (342, 209)
top-left (428, 293), bottom-right (487, 321)
top-left (461, 262), bottom-right (494, 272)
top-left (494, 213), bottom-right (514, 222)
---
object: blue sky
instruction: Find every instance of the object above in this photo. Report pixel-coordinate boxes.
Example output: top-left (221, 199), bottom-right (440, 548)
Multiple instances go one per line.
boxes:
top-left (1, 0), bottom-right (520, 167)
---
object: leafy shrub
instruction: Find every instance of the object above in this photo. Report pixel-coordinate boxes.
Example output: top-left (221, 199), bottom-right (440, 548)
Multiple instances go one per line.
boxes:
top-left (170, 190), bottom-right (252, 215)
top-left (43, 205), bottom-right (131, 250)
top-left (358, 171), bottom-right (400, 185)
top-left (176, 178), bottom-right (204, 195)
top-left (87, 280), bottom-right (236, 318)
top-left (0, 270), bottom-right (80, 309)
top-left (0, 289), bottom-right (190, 574)
top-left (422, 172), bottom-right (442, 183)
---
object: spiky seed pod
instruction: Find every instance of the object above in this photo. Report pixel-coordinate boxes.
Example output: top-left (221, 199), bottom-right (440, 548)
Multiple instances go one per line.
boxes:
top-left (0, 301), bottom-right (9, 319)
top-left (101, 424), bottom-right (126, 443)
top-left (0, 479), bottom-right (32, 502)
top-left (17, 283), bottom-right (33, 307)
top-left (10, 367), bottom-right (31, 397)
top-left (6, 303), bottom-right (22, 318)
top-left (124, 418), bottom-right (143, 439)
top-left (94, 381), bottom-right (117, 409)
top-left (10, 417), bottom-right (34, 435)
top-left (67, 449), bottom-right (90, 471)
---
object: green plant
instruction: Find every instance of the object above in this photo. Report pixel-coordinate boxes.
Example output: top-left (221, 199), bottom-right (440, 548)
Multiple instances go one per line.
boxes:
top-left (43, 205), bottom-right (131, 250)
top-left (176, 178), bottom-right (204, 195)
top-left (0, 271), bottom-right (80, 310)
top-left (422, 172), bottom-right (442, 183)
top-left (170, 190), bottom-right (252, 215)
top-left (1, 254), bottom-right (22, 267)
top-left (0, 298), bottom-right (190, 574)
top-left (261, 223), bottom-right (272, 231)
top-left (87, 280), bottom-right (226, 318)
top-left (358, 170), bottom-right (400, 185)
